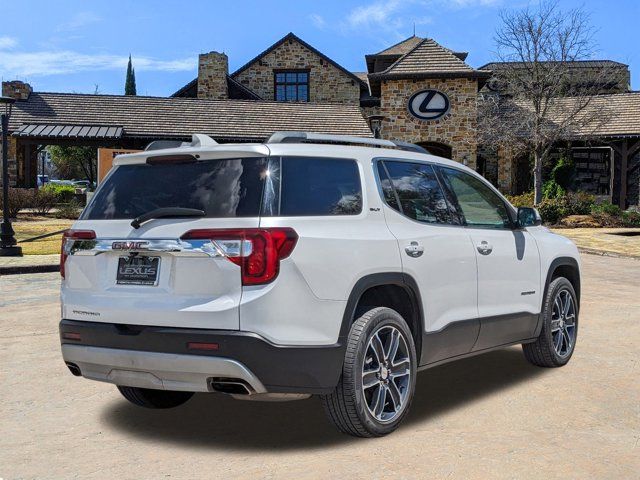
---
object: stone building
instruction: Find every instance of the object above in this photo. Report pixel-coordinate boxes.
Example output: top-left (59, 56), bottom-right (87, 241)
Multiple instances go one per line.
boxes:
top-left (2, 32), bottom-right (639, 206)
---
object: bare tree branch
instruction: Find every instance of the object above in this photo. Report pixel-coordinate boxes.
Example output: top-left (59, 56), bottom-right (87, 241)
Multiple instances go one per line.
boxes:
top-left (482, 0), bottom-right (616, 203)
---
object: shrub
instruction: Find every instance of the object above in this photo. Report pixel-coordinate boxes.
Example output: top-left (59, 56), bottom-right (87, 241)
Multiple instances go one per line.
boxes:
top-left (537, 198), bottom-right (566, 225)
top-left (552, 156), bottom-right (575, 190)
top-left (506, 191), bottom-right (534, 208)
top-left (591, 202), bottom-right (622, 217)
top-left (506, 191), bottom-right (595, 225)
top-left (42, 183), bottom-right (76, 203)
top-left (32, 188), bottom-right (58, 215)
top-left (53, 199), bottom-right (82, 219)
top-left (542, 179), bottom-right (566, 199)
top-left (0, 188), bottom-right (34, 218)
top-left (565, 192), bottom-right (596, 216)
top-left (622, 210), bottom-right (640, 227)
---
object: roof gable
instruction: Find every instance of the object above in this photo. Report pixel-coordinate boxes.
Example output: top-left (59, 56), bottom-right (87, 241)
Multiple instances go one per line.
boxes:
top-left (384, 38), bottom-right (475, 75)
top-left (372, 35), bottom-right (424, 56)
top-left (230, 32), bottom-right (366, 87)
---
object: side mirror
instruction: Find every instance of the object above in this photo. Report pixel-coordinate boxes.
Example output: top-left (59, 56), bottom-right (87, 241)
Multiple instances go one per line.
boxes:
top-left (517, 207), bottom-right (542, 227)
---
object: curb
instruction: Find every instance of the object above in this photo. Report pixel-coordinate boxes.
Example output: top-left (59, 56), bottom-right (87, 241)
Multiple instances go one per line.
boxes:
top-left (577, 247), bottom-right (640, 260)
top-left (0, 264), bottom-right (59, 275)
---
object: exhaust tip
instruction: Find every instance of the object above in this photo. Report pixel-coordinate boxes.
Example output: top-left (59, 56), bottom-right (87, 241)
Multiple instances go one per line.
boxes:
top-left (209, 377), bottom-right (253, 395)
top-left (65, 362), bottom-right (82, 377)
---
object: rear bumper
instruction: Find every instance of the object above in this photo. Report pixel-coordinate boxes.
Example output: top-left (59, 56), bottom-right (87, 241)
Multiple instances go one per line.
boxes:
top-left (59, 320), bottom-right (345, 394)
top-left (61, 344), bottom-right (267, 393)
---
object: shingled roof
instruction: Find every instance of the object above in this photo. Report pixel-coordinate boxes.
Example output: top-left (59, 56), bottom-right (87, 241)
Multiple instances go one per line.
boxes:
top-left (8, 92), bottom-right (372, 141)
top-left (372, 36), bottom-right (424, 56)
top-left (499, 92), bottom-right (640, 139)
top-left (370, 38), bottom-right (490, 80)
top-left (560, 92), bottom-right (640, 138)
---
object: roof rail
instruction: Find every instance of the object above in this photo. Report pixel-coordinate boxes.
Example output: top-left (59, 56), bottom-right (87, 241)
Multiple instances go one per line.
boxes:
top-left (145, 134), bottom-right (218, 151)
top-left (266, 131), bottom-right (428, 154)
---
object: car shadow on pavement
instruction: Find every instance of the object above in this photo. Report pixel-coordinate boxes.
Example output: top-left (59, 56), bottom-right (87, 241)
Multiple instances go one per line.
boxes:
top-left (101, 347), bottom-right (546, 450)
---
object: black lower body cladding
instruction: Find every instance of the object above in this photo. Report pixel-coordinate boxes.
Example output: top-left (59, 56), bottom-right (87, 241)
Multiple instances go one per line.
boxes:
top-left (59, 320), bottom-right (345, 394)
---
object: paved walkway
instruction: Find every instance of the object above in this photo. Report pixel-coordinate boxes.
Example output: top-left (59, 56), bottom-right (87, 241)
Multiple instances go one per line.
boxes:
top-left (551, 227), bottom-right (640, 258)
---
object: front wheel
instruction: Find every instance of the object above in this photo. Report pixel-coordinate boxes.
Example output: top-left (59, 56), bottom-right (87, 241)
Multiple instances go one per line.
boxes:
top-left (117, 386), bottom-right (194, 409)
top-left (321, 307), bottom-right (417, 437)
top-left (523, 276), bottom-right (578, 367)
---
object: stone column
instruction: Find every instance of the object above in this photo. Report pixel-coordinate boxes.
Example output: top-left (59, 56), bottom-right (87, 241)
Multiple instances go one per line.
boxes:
top-left (497, 145), bottom-right (515, 194)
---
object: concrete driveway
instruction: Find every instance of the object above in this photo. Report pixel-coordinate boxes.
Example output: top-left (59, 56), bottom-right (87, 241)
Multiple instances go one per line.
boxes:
top-left (1, 254), bottom-right (638, 479)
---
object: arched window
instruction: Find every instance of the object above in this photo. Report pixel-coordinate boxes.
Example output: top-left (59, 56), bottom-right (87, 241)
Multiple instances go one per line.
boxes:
top-left (417, 141), bottom-right (452, 159)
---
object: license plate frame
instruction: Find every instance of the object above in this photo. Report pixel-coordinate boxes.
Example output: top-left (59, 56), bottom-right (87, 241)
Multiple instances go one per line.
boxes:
top-left (116, 255), bottom-right (161, 286)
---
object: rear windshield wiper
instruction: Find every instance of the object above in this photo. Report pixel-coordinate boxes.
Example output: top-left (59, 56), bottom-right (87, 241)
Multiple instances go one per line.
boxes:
top-left (130, 207), bottom-right (205, 229)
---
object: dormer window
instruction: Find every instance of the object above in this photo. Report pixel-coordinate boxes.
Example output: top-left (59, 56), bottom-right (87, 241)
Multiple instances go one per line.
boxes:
top-left (275, 70), bottom-right (309, 102)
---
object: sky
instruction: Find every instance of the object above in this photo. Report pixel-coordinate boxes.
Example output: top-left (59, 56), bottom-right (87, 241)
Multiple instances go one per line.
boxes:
top-left (0, 0), bottom-right (638, 96)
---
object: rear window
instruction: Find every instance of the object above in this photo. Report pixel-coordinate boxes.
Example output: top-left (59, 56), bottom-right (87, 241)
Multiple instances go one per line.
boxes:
top-left (82, 158), bottom-right (268, 220)
top-left (82, 155), bottom-right (362, 220)
top-left (265, 156), bottom-right (362, 216)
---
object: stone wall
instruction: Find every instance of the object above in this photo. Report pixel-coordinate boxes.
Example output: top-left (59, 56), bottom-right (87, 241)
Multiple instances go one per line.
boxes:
top-left (233, 38), bottom-right (360, 104)
top-left (197, 52), bottom-right (228, 100)
top-left (379, 77), bottom-right (479, 168)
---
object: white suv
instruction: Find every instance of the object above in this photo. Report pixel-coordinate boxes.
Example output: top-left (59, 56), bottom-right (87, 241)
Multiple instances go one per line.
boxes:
top-left (60, 132), bottom-right (581, 437)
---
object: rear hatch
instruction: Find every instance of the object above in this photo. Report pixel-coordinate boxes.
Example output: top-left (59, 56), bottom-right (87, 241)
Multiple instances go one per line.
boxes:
top-left (61, 148), bottom-right (271, 329)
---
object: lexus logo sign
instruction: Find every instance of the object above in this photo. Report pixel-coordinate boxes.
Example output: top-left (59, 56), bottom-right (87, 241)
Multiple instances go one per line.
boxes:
top-left (408, 89), bottom-right (450, 121)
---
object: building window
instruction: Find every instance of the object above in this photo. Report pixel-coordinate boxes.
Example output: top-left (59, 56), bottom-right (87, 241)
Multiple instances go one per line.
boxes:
top-left (275, 71), bottom-right (309, 102)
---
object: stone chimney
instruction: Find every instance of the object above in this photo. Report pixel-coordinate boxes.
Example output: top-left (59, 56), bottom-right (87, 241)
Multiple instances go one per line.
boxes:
top-left (2, 80), bottom-right (32, 100)
top-left (197, 52), bottom-right (228, 100)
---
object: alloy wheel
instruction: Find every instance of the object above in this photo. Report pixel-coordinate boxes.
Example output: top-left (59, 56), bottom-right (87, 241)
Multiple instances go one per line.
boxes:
top-left (551, 289), bottom-right (577, 357)
top-left (361, 325), bottom-right (412, 423)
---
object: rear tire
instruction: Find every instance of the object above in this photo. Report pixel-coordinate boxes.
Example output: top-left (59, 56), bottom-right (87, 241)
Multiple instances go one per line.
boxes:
top-left (117, 386), bottom-right (194, 409)
top-left (523, 277), bottom-right (578, 367)
top-left (321, 307), bottom-right (417, 437)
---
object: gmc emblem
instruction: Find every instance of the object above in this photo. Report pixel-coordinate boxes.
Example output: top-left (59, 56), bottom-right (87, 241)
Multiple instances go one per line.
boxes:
top-left (112, 241), bottom-right (149, 250)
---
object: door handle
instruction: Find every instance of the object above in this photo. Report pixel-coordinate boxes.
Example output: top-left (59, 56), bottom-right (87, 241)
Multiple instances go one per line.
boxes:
top-left (477, 240), bottom-right (493, 255)
top-left (405, 241), bottom-right (424, 258)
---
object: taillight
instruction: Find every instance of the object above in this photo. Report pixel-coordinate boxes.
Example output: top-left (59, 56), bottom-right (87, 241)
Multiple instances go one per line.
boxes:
top-left (181, 228), bottom-right (298, 285)
top-left (60, 229), bottom-right (96, 278)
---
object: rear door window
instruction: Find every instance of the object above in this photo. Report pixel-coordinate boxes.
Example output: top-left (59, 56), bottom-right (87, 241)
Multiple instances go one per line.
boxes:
top-left (82, 157), bottom-right (268, 220)
top-left (264, 157), bottom-right (362, 216)
top-left (378, 160), bottom-right (451, 225)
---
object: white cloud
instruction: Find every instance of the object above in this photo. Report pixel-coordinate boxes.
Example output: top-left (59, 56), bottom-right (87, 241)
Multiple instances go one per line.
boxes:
top-left (449, 0), bottom-right (501, 6)
top-left (55, 11), bottom-right (101, 32)
top-left (339, 0), bottom-right (501, 39)
top-left (309, 13), bottom-right (326, 29)
top-left (0, 50), bottom-right (196, 77)
top-left (346, 0), bottom-right (404, 29)
top-left (0, 36), bottom-right (17, 49)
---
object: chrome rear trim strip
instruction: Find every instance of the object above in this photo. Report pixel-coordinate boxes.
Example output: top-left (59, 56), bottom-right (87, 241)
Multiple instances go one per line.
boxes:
top-left (66, 238), bottom-right (224, 258)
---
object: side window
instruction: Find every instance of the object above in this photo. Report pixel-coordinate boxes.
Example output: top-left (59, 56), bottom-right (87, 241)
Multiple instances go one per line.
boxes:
top-left (380, 160), bottom-right (451, 225)
top-left (376, 162), bottom-right (400, 211)
top-left (440, 167), bottom-right (512, 229)
top-left (277, 157), bottom-right (362, 216)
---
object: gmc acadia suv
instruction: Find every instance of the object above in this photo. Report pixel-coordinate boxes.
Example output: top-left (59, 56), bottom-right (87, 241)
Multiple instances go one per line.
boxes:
top-left (59, 132), bottom-right (581, 437)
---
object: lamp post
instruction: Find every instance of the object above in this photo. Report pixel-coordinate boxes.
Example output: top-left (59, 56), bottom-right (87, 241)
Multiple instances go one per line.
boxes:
top-left (368, 115), bottom-right (385, 139)
top-left (0, 95), bottom-right (22, 256)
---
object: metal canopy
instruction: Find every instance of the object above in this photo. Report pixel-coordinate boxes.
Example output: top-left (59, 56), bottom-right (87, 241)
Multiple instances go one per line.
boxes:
top-left (13, 124), bottom-right (124, 139)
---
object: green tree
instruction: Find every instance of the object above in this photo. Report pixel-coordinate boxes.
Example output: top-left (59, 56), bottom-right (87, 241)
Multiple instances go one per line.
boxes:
top-left (49, 146), bottom-right (97, 183)
top-left (125, 54), bottom-right (137, 96)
